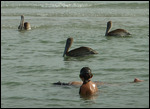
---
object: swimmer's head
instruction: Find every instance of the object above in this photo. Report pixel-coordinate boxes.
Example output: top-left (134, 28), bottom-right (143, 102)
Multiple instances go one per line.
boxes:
top-left (79, 67), bottom-right (93, 80)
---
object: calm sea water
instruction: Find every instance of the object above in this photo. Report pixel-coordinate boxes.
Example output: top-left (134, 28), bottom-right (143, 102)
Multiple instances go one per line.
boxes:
top-left (1, 1), bottom-right (149, 108)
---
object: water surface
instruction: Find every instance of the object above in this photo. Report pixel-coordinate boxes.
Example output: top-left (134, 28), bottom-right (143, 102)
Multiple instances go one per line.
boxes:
top-left (1, 1), bottom-right (149, 108)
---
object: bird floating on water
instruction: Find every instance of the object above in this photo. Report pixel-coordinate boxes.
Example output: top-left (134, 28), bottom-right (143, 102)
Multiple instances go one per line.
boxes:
top-left (18, 15), bottom-right (31, 30)
top-left (105, 21), bottom-right (131, 37)
top-left (63, 37), bottom-right (98, 57)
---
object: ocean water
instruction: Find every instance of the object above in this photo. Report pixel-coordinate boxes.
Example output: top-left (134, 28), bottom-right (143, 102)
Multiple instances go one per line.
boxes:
top-left (1, 1), bottom-right (149, 108)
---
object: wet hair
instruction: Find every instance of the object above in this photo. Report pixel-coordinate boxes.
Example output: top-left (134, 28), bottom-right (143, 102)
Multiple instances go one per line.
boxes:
top-left (79, 67), bottom-right (93, 83)
top-left (53, 81), bottom-right (70, 85)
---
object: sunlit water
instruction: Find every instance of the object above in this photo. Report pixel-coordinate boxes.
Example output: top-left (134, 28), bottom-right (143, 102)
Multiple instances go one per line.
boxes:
top-left (1, 1), bottom-right (149, 108)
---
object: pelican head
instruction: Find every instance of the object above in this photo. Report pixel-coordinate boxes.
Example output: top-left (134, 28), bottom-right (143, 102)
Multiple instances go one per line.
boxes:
top-left (63, 37), bottom-right (73, 57)
top-left (105, 21), bottom-right (112, 36)
top-left (21, 15), bottom-right (24, 19)
top-left (18, 15), bottom-right (24, 30)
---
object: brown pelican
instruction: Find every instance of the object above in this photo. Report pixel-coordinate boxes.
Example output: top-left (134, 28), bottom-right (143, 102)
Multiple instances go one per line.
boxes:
top-left (63, 37), bottom-right (98, 57)
top-left (105, 21), bottom-right (131, 36)
top-left (18, 15), bottom-right (31, 30)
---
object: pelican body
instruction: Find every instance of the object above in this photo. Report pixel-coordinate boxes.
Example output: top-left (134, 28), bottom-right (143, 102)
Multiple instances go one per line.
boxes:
top-left (18, 15), bottom-right (31, 30)
top-left (105, 21), bottom-right (131, 37)
top-left (63, 37), bottom-right (98, 57)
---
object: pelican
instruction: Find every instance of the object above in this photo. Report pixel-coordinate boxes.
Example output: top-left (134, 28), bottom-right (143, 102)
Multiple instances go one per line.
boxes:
top-left (18, 15), bottom-right (31, 30)
top-left (63, 37), bottom-right (98, 57)
top-left (105, 21), bottom-right (131, 36)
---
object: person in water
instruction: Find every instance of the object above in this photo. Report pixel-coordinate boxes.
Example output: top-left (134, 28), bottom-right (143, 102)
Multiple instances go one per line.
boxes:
top-left (53, 67), bottom-right (99, 96)
top-left (53, 67), bottom-right (144, 96)
top-left (53, 67), bottom-right (105, 86)
top-left (79, 67), bottom-right (98, 96)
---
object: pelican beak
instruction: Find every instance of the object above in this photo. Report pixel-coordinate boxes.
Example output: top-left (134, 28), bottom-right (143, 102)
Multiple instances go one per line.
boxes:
top-left (105, 21), bottom-right (112, 36)
top-left (18, 15), bottom-right (24, 30)
top-left (63, 44), bottom-right (68, 57)
top-left (63, 50), bottom-right (66, 57)
top-left (63, 38), bottom-right (73, 57)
